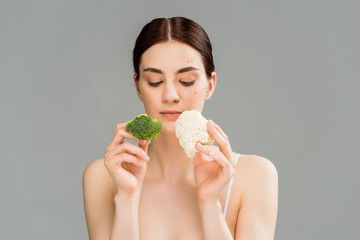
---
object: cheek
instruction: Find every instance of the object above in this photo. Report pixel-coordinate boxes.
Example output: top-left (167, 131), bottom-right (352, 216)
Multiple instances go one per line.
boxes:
top-left (143, 91), bottom-right (157, 103)
top-left (184, 87), bottom-right (206, 100)
top-left (140, 87), bottom-right (157, 102)
top-left (192, 84), bottom-right (208, 97)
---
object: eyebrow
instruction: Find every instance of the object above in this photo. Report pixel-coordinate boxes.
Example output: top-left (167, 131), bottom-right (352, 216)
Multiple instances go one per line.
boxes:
top-left (142, 66), bottom-right (199, 74)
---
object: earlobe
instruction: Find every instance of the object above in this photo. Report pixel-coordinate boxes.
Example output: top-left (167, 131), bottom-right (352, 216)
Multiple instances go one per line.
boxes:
top-left (206, 90), bottom-right (212, 100)
top-left (206, 72), bottom-right (217, 100)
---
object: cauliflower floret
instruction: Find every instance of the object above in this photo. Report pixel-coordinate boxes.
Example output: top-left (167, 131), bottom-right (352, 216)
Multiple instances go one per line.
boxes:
top-left (175, 110), bottom-right (214, 158)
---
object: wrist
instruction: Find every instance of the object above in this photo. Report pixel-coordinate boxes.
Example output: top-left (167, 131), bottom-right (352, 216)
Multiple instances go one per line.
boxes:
top-left (198, 199), bottom-right (233, 240)
top-left (114, 190), bottom-right (141, 205)
top-left (111, 191), bottom-right (140, 240)
top-left (198, 199), bottom-right (222, 213)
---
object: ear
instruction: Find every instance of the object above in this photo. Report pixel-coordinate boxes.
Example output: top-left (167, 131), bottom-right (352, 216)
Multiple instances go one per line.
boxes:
top-left (133, 74), bottom-right (143, 102)
top-left (205, 72), bottom-right (217, 101)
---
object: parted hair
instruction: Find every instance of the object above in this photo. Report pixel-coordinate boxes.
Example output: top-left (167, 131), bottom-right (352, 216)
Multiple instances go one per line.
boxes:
top-left (132, 17), bottom-right (215, 80)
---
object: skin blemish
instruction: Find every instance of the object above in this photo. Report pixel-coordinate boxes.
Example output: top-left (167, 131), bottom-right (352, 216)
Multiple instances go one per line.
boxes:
top-left (190, 60), bottom-right (193, 63)
top-left (194, 91), bottom-right (198, 94)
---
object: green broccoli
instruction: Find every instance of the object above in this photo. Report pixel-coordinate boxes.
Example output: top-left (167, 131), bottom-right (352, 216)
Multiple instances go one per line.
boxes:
top-left (126, 114), bottom-right (162, 140)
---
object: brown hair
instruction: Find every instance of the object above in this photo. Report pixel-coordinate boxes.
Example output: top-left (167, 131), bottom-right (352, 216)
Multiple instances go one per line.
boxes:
top-left (133, 17), bottom-right (215, 80)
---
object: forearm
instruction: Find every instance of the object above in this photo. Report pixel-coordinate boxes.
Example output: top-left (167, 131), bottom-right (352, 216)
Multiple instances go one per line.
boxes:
top-left (110, 192), bottom-right (140, 240)
top-left (199, 200), bottom-right (234, 240)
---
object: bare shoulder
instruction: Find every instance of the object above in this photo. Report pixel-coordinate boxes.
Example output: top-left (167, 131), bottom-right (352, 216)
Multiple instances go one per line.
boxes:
top-left (233, 154), bottom-right (278, 238)
top-left (82, 158), bottom-right (116, 196)
top-left (233, 153), bottom-right (278, 206)
top-left (82, 158), bottom-right (117, 239)
top-left (236, 154), bottom-right (278, 178)
top-left (83, 158), bottom-right (106, 182)
top-left (83, 158), bottom-right (106, 176)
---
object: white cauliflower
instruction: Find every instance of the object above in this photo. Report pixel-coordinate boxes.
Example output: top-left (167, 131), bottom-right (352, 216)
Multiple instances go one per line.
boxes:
top-left (175, 110), bottom-right (214, 158)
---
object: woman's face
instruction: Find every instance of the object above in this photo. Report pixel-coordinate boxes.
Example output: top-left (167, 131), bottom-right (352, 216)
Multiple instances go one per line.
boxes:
top-left (134, 41), bottom-right (216, 134)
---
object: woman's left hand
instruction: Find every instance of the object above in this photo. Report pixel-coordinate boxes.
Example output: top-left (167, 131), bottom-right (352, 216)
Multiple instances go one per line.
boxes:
top-left (193, 120), bottom-right (237, 204)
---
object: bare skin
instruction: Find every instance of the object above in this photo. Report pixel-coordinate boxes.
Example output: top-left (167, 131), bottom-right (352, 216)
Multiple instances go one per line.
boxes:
top-left (82, 41), bottom-right (278, 239)
top-left (83, 152), bottom-right (277, 239)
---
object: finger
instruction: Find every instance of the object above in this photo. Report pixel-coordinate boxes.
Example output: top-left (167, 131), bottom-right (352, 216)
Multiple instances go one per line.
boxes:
top-left (106, 123), bottom-right (147, 152)
top-left (195, 143), bottom-right (235, 177)
top-left (195, 143), bottom-right (225, 166)
top-left (207, 145), bottom-right (236, 167)
top-left (195, 143), bottom-right (236, 168)
top-left (138, 139), bottom-right (151, 155)
top-left (207, 120), bottom-right (232, 160)
top-left (193, 149), bottom-right (213, 165)
top-left (106, 142), bottom-right (150, 162)
top-left (211, 120), bottom-right (228, 140)
top-left (105, 152), bottom-right (145, 169)
top-left (112, 123), bottom-right (127, 144)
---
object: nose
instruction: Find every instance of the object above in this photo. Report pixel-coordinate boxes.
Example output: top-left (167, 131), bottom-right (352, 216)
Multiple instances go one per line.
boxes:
top-left (162, 82), bottom-right (180, 103)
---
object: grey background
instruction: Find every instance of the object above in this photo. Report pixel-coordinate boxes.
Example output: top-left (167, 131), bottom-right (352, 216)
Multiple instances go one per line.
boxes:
top-left (1, 0), bottom-right (359, 239)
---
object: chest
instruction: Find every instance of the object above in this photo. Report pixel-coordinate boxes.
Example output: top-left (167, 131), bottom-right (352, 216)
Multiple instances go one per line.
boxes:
top-left (137, 180), bottom-right (240, 240)
top-left (138, 181), bottom-right (204, 240)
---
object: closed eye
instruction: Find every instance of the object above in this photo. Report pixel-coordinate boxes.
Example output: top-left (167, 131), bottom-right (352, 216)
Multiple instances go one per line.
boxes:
top-left (148, 81), bottom-right (163, 87)
top-left (180, 80), bottom-right (195, 87)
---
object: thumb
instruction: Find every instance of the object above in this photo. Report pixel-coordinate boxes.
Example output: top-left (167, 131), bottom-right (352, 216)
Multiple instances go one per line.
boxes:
top-left (138, 139), bottom-right (150, 154)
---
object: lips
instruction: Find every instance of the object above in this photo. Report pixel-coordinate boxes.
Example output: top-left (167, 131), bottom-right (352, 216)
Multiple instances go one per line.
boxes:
top-left (160, 110), bottom-right (182, 119)
top-left (160, 110), bottom-right (182, 114)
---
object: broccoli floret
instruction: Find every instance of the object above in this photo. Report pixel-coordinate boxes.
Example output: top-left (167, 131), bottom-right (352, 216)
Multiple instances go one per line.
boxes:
top-left (126, 114), bottom-right (162, 140)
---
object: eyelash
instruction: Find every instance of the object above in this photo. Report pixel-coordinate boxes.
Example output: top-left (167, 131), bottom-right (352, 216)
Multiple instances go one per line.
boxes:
top-left (148, 81), bottom-right (162, 87)
top-left (181, 80), bottom-right (195, 87)
top-left (148, 80), bottom-right (195, 87)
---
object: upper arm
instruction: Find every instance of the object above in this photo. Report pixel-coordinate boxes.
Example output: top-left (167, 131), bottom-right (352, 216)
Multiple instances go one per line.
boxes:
top-left (235, 155), bottom-right (278, 240)
top-left (82, 158), bottom-right (116, 240)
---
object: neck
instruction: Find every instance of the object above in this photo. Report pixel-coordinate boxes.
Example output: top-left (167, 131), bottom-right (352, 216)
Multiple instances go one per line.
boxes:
top-left (146, 132), bottom-right (194, 184)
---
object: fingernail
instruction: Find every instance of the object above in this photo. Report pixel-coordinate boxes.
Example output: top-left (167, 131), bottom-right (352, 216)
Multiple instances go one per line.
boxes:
top-left (145, 155), bottom-right (150, 161)
top-left (138, 161), bottom-right (144, 166)
top-left (140, 140), bottom-right (147, 145)
top-left (209, 151), bottom-right (216, 157)
top-left (197, 142), bottom-right (204, 149)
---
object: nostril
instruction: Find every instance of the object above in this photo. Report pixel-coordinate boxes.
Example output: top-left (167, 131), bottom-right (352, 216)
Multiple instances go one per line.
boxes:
top-left (162, 90), bottom-right (180, 103)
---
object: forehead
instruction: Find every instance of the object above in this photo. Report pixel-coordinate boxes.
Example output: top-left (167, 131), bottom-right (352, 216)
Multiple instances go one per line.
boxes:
top-left (140, 41), bottom-right (204, 72)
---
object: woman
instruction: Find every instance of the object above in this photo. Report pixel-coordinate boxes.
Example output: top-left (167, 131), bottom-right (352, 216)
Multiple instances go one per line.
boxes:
top-left (83, 17), bottom-right (278, 240)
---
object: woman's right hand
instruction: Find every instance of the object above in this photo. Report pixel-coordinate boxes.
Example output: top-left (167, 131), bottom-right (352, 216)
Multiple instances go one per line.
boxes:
top-left (104, 122), bottom-right (150, 196)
